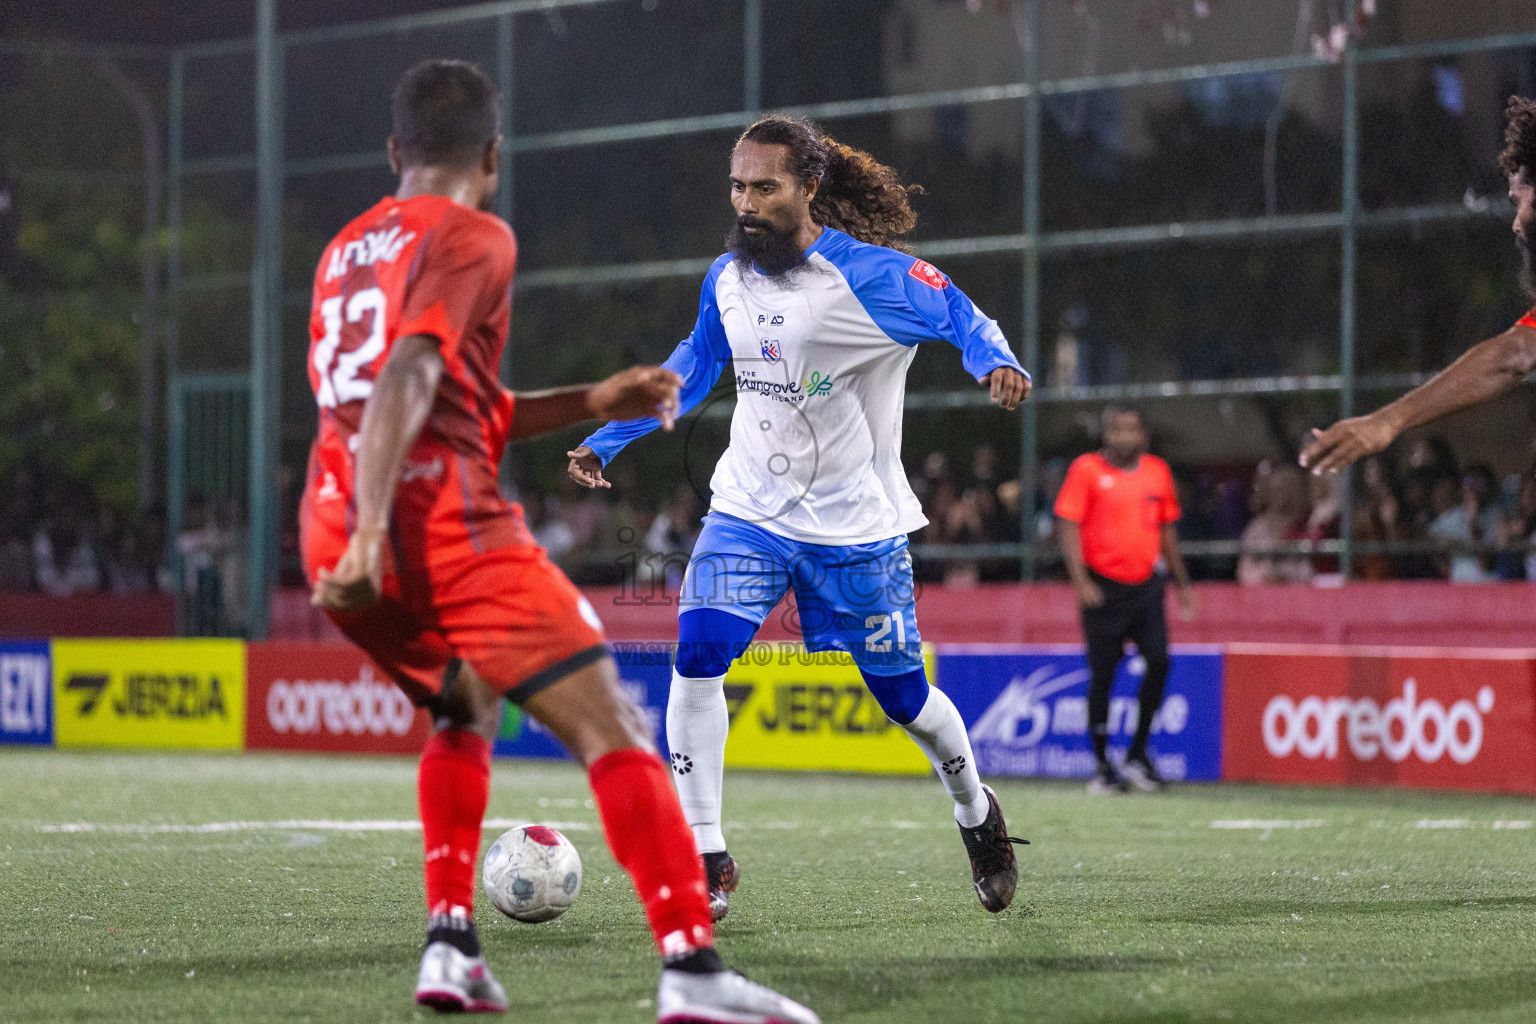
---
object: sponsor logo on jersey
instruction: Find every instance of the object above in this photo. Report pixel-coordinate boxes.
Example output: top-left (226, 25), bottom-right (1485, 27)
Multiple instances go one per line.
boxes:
top-left (760, 338), bottom-right (781, 363)
top-left (324, 225), bottom-right (417, 281)
top-left (400, 456), bottom-right (444, 484)
top-left (735, 369), bottom-right (834, 402)
top-left (907, 259), bottom-right (949, 290)
top-left (801, 370), bottom-right (834, 397)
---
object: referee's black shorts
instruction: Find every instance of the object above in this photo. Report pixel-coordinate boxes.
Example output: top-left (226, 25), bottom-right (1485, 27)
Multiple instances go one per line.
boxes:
top-left (1081, 570), bottom-right (1168, 670)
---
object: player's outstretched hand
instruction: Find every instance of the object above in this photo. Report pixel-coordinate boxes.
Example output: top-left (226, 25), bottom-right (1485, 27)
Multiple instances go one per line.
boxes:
top-left (588, 366), bottom-right (683, 430)
top-left (1299, 413), bottom-right (1396, 476)
top-left (567, 445), bottom-right (609, 490)
top-left (312, 527), bottom-right (384, 611)
top-left (984, 367), bottom-right (1030, 411)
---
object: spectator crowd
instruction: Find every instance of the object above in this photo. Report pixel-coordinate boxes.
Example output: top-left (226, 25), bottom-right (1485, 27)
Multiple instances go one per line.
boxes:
top-left (7, 431), bottom-right (1536, 599)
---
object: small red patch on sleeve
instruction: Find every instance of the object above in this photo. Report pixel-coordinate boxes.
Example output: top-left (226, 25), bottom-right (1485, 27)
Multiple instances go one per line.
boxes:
top-left (907, 259), bottom-right (949, 290)
top-left (522, 825), bottom-right (562, 847)
top-left (1518, 309), bottom-right (1536, 331)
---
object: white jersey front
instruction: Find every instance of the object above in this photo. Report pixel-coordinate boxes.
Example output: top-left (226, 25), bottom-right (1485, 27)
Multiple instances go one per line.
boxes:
top-left (583, 227), bottom-right (1025, 547)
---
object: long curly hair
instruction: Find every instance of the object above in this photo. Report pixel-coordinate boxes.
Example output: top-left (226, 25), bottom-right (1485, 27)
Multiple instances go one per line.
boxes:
top-left (1499, 95), bottom-right (1536, 178)
top-left (735, 115), bottom-right (922, 251)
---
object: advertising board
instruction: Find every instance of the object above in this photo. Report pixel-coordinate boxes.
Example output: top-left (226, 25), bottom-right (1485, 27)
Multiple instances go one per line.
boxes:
top-left (1223, 645), bottom-right (1536, 794)
top-left (493, 642), bottom-right (933, 775)
top-left (52, 639), bottom-right (245, 750)
top-left (0, 639), bottom-right (51, 745)
top-left (246, 642), bottom-right (433, 754)
top-left (937, 645), bottom-right (1225, 781)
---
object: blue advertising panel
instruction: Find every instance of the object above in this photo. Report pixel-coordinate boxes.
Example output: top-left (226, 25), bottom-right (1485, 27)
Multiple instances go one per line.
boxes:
top-left (935, 645), bottom-right (1223, 781)
top-left (494, 643), bottom-right (672, 760)
top-left (0, 639), bottom-right (52, 746)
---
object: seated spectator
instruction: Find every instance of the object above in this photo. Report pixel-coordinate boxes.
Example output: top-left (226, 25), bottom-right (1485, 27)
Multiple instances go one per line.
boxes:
top-left (1492, 473), bottom-right (1536, 580)
top-left (523, 493), bottom-right (574, 560)
top-left (1237, 465), bottom-right (1312, 585)
top-left (34, 512), bottom-right (101, 596)
top-left (643, 484), bottom-right (702, 590)
top-left (0, 524), bottom-right (34, 592)
top-left (1429, 466), bottom-right (1501, 583)
top-left (1304, 471), bottom-right (1343, 578)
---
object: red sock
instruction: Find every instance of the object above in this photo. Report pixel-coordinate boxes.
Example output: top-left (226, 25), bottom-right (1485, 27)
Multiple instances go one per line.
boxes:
top-left (419, 728), bottom-right (492, 917)
top-left (589, 747), bottom-right (714, 957)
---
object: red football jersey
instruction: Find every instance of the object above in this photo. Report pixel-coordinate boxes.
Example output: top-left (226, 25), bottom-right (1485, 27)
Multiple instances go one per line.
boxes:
top-left (1518, 307), bottom-right (1536, 331)
top-left (302, 194), bottom-right (528, 560)
top-left (1053, 452), bottom-right (1181, 585)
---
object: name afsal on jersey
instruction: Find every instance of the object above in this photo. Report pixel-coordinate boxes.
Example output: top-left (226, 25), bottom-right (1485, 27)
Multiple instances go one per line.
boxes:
top-left (324, 226), bottom-right (417, 282)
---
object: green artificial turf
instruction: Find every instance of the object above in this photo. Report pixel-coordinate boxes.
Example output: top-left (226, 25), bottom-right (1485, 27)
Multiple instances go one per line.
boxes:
top-left (2, 748), bottom-right (1535, 1023)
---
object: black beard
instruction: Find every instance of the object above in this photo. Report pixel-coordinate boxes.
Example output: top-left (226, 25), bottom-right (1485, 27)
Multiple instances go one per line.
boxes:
top-left (1520, 231), bottom-right (1535, 302)
top-left (728, 217), bottom-right (807, 279)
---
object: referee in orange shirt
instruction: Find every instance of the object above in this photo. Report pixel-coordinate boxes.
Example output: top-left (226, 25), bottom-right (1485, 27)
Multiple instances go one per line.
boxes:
top-left (1054, 405), bottom-right (1197, 794)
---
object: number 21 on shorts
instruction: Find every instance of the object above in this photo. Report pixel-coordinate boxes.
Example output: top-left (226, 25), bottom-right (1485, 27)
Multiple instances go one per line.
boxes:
top-left (865, 613), bottom-right (906, 652)
top-left (314, 286), bottom-right (387, 408)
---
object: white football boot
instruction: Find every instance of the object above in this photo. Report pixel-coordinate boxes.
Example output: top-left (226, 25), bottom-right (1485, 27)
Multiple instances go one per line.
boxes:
top-left (657, 968), bottom-right (820, 1024)
top-left (415, 941), bottom-right (509, 1013)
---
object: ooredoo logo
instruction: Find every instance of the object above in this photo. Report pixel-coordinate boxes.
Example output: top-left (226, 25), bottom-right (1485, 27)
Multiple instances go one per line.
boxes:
top-left (1261, 679), bottom-right (1494, 766)
top-left (266, 665), bottom-right (416, 737)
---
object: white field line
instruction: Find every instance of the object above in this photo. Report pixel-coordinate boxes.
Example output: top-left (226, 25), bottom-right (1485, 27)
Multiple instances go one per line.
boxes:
top-left (1414, 819), bottom-right (1472, 829)
top-left (1493, 820), bottom-right (1533, 829)
top-left (33, 818), bottom-right (591, 835)
top-left (1210, 820), bottom-right (1327, 830)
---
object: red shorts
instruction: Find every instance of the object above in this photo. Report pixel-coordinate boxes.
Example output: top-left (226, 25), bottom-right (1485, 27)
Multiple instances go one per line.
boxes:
top-left (303, 518), bottom-right (607, 708)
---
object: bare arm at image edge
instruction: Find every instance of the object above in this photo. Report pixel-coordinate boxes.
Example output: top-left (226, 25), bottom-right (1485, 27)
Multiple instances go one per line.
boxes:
top-left (1300, 323), bottom-right (1536, 475)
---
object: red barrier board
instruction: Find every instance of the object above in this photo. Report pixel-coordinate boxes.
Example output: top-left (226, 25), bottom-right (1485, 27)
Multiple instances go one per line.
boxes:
top-left (1224, 645), bottom-right (1536, 794)
top-left (246, 642), bottom-right (432, 754)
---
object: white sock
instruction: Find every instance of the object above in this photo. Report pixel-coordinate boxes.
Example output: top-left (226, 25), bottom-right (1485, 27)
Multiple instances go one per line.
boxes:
top-left (665, 670), bottom-right (729, 854)
top-left (903, 686), bottom-right (990, 828)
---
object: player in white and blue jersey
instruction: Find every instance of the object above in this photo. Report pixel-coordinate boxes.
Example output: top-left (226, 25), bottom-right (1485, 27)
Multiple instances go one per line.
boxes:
top-left (568, 115), bottom-right (1031, 920)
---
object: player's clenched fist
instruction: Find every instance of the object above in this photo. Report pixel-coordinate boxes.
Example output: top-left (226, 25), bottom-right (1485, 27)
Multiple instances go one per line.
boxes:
top-left (312, 525), bottom-right (385, 611)
top-left (984, 367), bottom-right (1030, 411)
top-left (587, 366), bottom-right (683, 429)
top-left (1299, 413), bottom-right (1398, 476)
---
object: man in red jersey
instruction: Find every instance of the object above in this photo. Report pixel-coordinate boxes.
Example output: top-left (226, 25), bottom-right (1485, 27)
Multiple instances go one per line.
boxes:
top-left (1055, 405), bottom-right (1196, 795)
top-left (303, 60), bottom-right (817, 1024)
top-left (1302, 96), bottom-right (1536, 478)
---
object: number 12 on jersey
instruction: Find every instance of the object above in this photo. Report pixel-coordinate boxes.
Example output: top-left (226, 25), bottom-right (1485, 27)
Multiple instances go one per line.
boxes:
top-left (314, 285), bottom-right (387, 408)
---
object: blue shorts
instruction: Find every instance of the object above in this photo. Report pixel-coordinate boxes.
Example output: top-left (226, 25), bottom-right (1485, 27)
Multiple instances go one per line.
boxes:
top-left (679, 513), bottom-right (923, 676)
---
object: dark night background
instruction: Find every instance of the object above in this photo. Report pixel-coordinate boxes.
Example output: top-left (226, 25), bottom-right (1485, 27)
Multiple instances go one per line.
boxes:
top-left (3, 1), bottom-right (1536, 615)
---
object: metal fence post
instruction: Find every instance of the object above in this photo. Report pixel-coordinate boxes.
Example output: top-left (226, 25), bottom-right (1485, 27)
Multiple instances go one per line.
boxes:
top-left (1339, 0), bottom-right (1359, 579)
top-left (247, 0), bottom-right (284, 638)
top-left (1020, 0), bottom-right (1042, 581)
top-left (743, 0), bottom-right (762, 115)
top-left (166, 52), bottom-right (186, 627)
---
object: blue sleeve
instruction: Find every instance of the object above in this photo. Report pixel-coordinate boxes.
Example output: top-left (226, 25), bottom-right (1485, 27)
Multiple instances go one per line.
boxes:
top-left (843, 248), bottom-right (1027, 382)
top-left (581, 258), bottom-right (732, 466)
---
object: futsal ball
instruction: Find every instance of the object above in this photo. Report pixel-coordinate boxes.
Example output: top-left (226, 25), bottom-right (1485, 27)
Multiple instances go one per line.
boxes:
top-left (482, 824), bottom-right (583, 923)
